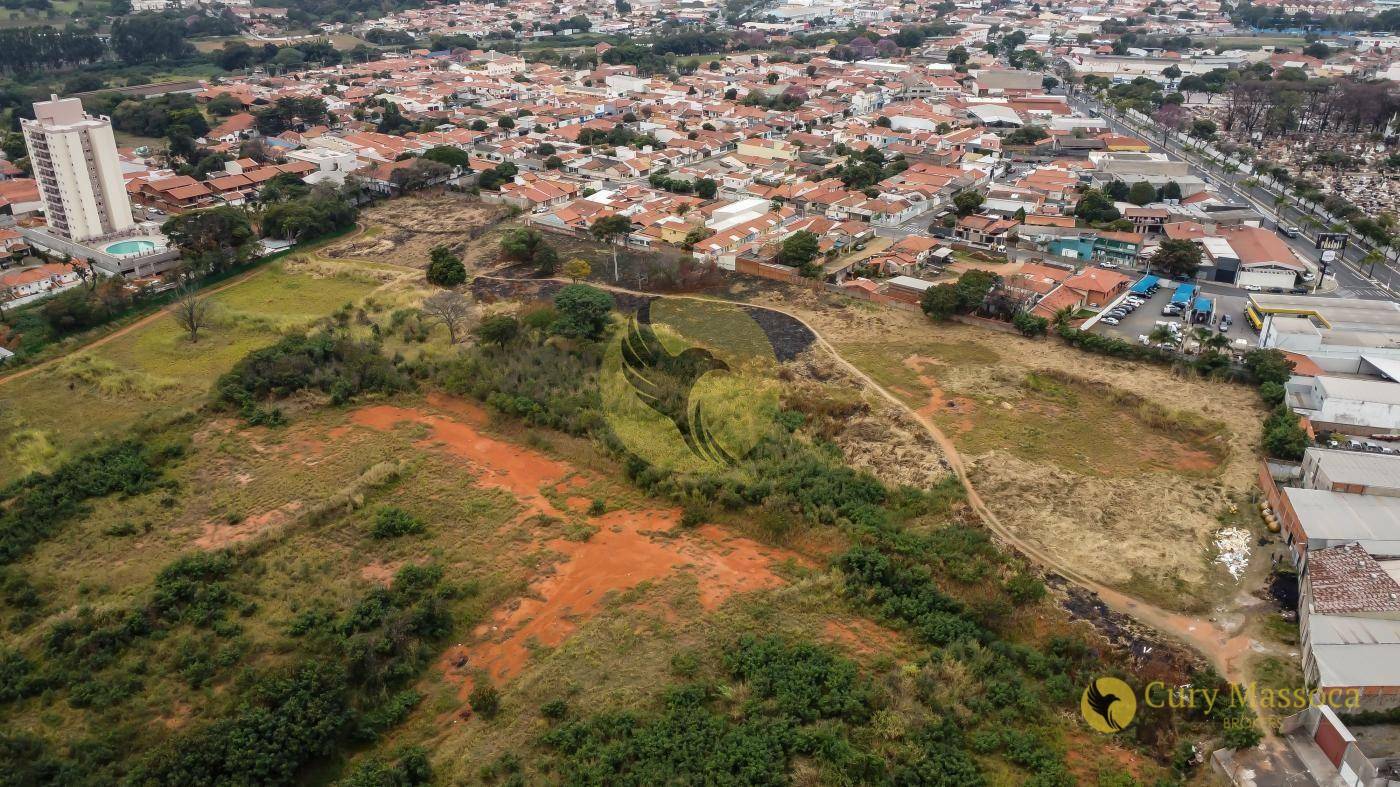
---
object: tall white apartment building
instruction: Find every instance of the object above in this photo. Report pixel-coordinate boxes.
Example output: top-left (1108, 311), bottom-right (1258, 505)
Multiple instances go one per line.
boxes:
top-left (22, 95), bottom-right (136, 243)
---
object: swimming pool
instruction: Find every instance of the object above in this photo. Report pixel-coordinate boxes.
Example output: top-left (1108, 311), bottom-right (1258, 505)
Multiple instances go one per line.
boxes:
top-left (104, 239), bottom-right (157, 255)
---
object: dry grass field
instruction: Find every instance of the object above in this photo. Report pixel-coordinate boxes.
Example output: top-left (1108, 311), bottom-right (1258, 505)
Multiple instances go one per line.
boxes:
top-left (749, 287), bottom-right (1267, 614)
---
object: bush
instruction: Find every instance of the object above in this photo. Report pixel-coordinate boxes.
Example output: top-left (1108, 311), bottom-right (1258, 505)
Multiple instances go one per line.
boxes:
top-left (469, 683), bottom-right (501, 719)
top-left (1262, 403), bottom-right (1308, 460)
top-left (1012, 311), bottom-right (1049, 337)
top-left (216, 331), bottom-right (414, 419)
top-left (1258, 380), bottom-right (1285, 406)
top-left (541, 698), bottom-right (569, 720)
top-left (426, 246), bottom-right (467, 287)
top-left (0, 440), bottom-right (169, 565)
top-left (371, 507), bottom-right (425, 539)
top-left (551, 284), bottom-right (615, 340)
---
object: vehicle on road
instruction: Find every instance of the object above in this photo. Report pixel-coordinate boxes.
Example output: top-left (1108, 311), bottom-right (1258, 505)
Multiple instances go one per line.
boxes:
top-left (1242, 284), bottom-right (1262, 292)
top-left (1279, 225), bottom-right (1300, 238)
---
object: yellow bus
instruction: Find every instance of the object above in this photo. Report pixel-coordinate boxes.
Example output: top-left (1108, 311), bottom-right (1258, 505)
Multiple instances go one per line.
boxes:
top-left (1245, 303), bottom-right (1264, 331)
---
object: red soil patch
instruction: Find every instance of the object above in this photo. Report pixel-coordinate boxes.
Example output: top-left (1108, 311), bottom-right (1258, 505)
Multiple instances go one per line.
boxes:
top-left (341, 394), bottom-right (804, 705)
top-left (196, 501), bottom-right (302, 549)
top-left (564, 496), bottom-right (593, 513)
top-left (360, 559), bottom-right (403, 586)
top-left (821, 618), bottom-right (903, 656)
top-left (441, 511), bottom-right (798, 696)
top-left (351, 398), bottom-right (572, 517)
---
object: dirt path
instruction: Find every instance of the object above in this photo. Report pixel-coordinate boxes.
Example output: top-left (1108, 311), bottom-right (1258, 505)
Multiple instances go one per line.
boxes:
top-left (0, 224), bottom-right (368, 389)
top-left (475, 273), bottom-right (1255, 682)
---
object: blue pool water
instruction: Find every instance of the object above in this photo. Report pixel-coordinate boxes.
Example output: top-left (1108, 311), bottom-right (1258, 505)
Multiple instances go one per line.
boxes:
top-left (104, 239), bottom-right (156, 255)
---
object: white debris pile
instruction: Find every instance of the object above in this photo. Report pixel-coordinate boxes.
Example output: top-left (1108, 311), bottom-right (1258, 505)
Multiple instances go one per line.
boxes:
top-left (1214, 527), bottom-right (1251, 580)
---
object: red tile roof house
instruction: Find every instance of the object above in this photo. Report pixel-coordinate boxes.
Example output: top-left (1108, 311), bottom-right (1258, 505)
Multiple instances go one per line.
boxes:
top-left (953, 214), bottom-right (1018, 249)
top-left (1, 262), bottom-right (79, 303)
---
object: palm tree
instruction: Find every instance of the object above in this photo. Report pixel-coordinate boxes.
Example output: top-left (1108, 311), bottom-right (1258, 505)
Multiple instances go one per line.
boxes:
top-left (1190, 326), bottom-right (1217, 354)
top-left (1148, 325), bottom-right (1174, 346)
top-left (1051, 305), bottom-right (1075, 327)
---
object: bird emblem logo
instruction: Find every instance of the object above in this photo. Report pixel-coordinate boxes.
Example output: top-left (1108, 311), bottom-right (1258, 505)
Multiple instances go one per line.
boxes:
top-left (602, 298), bottom-right (777, 470)
top-left (1081, 677), bottom-right (1137, 734)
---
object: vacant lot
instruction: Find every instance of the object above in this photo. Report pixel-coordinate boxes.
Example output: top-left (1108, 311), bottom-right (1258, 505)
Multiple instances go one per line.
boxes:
top-left (0, 261), bottom-right (390, 484)
top-left (325, 194), bottom-right (515, 271)
top-left (751, 288), bottom-right (1265, 613)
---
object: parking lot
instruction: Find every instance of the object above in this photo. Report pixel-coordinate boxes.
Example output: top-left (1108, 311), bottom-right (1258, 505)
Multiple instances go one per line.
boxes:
top-left (1091, 280), bottom-right (1257, 349)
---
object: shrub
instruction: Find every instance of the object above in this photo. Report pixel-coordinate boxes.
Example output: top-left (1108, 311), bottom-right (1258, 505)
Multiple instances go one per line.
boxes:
top-left (1012, 311), bottom-right (1049, 337)
top-left (541, 698), bottom-right (569, 720)
top-left (426, 246), bottom-right (467, 287)
top-left (371, 507), bottom-right (426, 539)
top-left (0, 440), bottom-right (169, 565)
top-left (1258, 380), bottom-right (1285, 406)
top-left (470, 683), bottom-right (501, 719)
top-left (216, 331), bottom-right (414, 419)
top-left (551, 284), bottom-right (615, 340)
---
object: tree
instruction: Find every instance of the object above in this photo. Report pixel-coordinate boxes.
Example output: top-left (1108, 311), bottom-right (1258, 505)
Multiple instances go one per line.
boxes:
top-left (695, 178), bottom-right (718, 199)
top-left (947, 45), bottom-right (969, 64)
top-left (172, 285), bottom-right (214, 343)
top-left (1161, 181), bottom-right (1183, 201)
top-left (1074, 189), bottom-right (1121, 224)
top-left (422, 145), bottom-right (469, 168)
top-left (1243, 348), bottom-right (1295, 386)
top-left (777, 231), bottom-right (820, 270)
top-left (473, 314), bottom-right (519, 346)
top-left (532, 242), bottom-right (559, 276)
top-left (1127, 180), bottom-right (1157, 206)
top-left (551, 284), bottom-right (614, 340)
top-left (426, 246), bottom-right (466, 287)
top-left (389, 159), bottom-right (451, 193)
top-left (1105, 180), bottom-right (1130, 201)
top-left (422, 290), bottom-right (471, 344)
top-left (1151, 238), bottom-right (1203, 277)
top-left (162, 207), bottom-right (255, 273)
top-left (1303, 41), bottom-right (1330, 59)
top-left (1189, 118), bottom-right (1217, 139)
top-left (562, 258), bottom-right (591, 282)
top-left (953, 190), bottom-right (985, 217)
top-left (590, 215), bottom-right (633, 281)
top-left (500, 228), bottom-right (543, 262)
top-left (1262, 404), bottom-right (1309, 460)
top-left (953, 269), bottom-right (999, 313)
top-left (920, 284), bottom-right (960, 320)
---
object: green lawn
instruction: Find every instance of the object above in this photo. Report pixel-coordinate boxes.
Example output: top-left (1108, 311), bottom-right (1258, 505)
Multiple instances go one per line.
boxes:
top-left (0, 264), bottom-right (381, 483)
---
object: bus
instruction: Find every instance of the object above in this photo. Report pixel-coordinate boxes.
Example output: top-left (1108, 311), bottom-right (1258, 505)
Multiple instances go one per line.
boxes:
top-left (1245, 303), bottom-right (1264, 331)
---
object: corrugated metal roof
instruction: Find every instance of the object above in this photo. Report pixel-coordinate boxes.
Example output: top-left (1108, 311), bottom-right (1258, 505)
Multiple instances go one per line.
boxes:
top-left (1306, 448), bottom-right (1400, 490)
top-left (1286, 488), bottom-right (1400, 542)
top-left (1308, 615), bottom-right (1400, 687)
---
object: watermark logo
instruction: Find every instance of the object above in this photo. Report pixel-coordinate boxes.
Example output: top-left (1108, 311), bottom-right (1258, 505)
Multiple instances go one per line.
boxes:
top-left (602, 299), bottom-right (779, 471)
top-left (1081, 677), bottom-right (1137, 733)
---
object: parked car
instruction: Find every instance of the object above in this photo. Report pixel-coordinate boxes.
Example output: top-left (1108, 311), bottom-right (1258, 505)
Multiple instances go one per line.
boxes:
top-left (1301, 272), bottom-right (1316, 281)
top-left (1100, 317), bottom-right (1120, 325)
top-left (1242, 284), bottom-right (1262, 292)
top-left (1290, 287), bottom-right (1309, 295)
top-left (1279, 225), bottom-right (1301, 238)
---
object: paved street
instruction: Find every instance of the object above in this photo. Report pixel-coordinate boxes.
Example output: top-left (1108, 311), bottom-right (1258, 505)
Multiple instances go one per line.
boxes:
top-left (1065, 92), bottom-right (1400, 301)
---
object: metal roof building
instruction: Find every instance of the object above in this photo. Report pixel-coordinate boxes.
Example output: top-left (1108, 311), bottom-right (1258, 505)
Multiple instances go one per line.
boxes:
top-left (1281, 488), bottom-right (1400, 559)
top-left (1302, 448), bottom-right (1400, 497)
